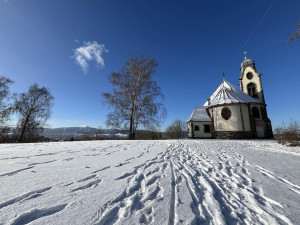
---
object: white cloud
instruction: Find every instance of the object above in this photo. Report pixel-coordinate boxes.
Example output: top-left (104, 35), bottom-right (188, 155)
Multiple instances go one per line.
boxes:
top-left (73, 41), bottom-right (108, 73)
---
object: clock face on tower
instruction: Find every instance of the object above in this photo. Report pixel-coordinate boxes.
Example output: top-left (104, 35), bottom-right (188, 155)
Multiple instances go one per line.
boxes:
top-left (246, 72), bottom-right (253, 80)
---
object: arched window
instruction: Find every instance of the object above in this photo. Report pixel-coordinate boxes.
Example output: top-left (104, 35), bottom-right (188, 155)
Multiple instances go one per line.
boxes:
top-left (221, 107), bottom-right (231, 120)
top-left (247, 83), bottom-right (258, 98)
top-left (251, 106), bottom-right (260, 119)
top-left (260, 107), bottom-right (267, 119)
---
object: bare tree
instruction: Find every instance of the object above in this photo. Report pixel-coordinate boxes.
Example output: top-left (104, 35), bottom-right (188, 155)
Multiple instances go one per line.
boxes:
top-left (14, 84), bottom-right (54, 142)
top-left (287, 19), bottom-right (300, 42)
top-left (103, 55), bottom-right (166, 139)
top-left (165, 119), bottom-right (187, 139)
top-left (0, 76), bottom-right (14, 141)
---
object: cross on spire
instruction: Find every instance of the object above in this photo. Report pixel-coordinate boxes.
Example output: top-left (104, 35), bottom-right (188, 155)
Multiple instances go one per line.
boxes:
top-left (243, 51), bottom-right (247, 59)
top-left (222, 72), bottom-right (225, 80)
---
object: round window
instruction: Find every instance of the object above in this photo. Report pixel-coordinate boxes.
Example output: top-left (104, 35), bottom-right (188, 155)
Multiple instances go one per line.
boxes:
top-left (221, 107), bottom-right (231, 120)
top-left (246, 72), bottom-right (253, 80)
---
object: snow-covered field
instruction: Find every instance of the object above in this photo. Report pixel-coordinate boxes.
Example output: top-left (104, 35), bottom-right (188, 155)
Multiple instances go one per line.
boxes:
top-left (0, 140), bottom-right (299, 225)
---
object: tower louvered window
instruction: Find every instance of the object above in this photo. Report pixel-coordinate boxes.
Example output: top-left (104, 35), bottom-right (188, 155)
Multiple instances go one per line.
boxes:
top-left (247, 83), bottom-right (258, 98)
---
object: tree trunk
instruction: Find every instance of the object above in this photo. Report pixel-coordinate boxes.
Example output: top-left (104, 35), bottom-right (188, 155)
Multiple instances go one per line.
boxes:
top-left (129, 109), bottom-right (135, 140)
top-left (129, 130), bottom-right (135, 140)
top-left (19, 116), bottom-right (29, 142)
top-left (129, 122), bottom-right (135, 139)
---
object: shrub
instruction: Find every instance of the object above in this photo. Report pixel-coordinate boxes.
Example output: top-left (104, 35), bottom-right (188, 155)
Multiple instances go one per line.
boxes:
top-left (275, 120), bottom-right (300, 146)
top-left (165, 119), bottom-right (187, 139)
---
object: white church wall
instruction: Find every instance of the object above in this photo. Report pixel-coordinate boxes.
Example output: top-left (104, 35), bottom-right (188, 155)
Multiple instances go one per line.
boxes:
top-left (218, 105), bottom-right (242, 131)
top-left (188, 122), bottom-right (212, 138)
top-left (210, 105), bottom-right (251, 132)
top-left (187, 122), bottom-right (193, 137)
top-left (241, 105), bottom-right (251, 131)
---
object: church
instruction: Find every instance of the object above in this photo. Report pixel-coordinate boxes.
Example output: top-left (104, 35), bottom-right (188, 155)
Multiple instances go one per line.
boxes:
top-left (187, 56), bottom-right (273, 139)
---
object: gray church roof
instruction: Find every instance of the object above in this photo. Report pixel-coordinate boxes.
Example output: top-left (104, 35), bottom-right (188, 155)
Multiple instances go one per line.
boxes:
top-left (187, 106), bottom-right (211, 122)
top-left (204, 80), bottom-right (261, 107)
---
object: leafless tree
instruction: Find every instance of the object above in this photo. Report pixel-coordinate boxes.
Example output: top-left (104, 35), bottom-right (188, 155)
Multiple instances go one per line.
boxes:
top-left (0, 76), bottom-right (14, 141)
top-left (165, 119), bottom-right (187, 139)
top-left (287, 19), bottom-right (300, 42)
top-left (103, 55), bottom-right (166, 139)
top-left (14, 84), bottom-right (54, 142)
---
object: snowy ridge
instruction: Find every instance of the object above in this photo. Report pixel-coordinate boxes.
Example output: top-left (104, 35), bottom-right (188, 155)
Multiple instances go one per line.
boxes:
top-left (0, 140), bottom-right (299, 224)
top-left (204, 80), bottom-right (261, 106)
top-left (186, 106), bottom-right (211, 122)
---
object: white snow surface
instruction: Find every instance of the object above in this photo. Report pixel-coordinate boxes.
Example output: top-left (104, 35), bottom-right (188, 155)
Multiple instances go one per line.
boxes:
top-left (204, 80), bottom-right (261, 107)
top-left (186, 106), bottom-right (211, 122)
top-left (0, 140), bottom-right (299, 225)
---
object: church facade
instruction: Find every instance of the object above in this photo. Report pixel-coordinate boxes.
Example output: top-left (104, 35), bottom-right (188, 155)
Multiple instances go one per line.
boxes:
top-left (187, 57), bottom-right (273, 139)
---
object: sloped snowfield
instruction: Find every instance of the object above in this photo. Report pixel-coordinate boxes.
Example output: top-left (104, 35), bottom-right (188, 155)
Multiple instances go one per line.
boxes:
top-left (0, 140), bottom-right (299, 225)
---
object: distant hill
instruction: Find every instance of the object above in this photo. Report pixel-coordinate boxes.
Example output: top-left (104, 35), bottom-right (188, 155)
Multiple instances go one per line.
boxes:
top-left (42, 127), bottom-right (128, 139)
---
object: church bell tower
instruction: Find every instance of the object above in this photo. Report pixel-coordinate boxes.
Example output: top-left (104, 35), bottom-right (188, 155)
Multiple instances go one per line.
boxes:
top-left (239, 54), bottom-right (273, 138)
top-left (239, 56), bottom-right (265, 103)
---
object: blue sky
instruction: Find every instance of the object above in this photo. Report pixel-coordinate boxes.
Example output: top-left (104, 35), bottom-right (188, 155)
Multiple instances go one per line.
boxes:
top-left (0, 0), bottom-right (299, 130)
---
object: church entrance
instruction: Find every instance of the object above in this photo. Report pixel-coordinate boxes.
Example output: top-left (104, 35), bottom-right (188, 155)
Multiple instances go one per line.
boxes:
top-left (256, 124), bottom-right (265, 138)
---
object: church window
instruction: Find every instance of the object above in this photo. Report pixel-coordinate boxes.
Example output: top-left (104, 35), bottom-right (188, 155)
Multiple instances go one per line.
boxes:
top-left (247, 83), bottom-right (258, 98)
top-left (260, 107), bottom-right (267, 119)
top-left (204, 125), bottom-right (210, 133)
top-left (252, 106), bottom-right (260, 119)
top-left (246, 72), bottom-right (253, 80)
top-left (194, 126), bottom-right (199, 131)
top-left (221, 107), bottom-right (231, 120)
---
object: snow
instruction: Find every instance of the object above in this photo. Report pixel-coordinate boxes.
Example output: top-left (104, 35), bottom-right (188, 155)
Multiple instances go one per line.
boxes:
top-left (186, 106), bottom-right (211, 122)
top-left (0, 140), bottom-right (299, 224)
top-left (204, 80), bottom-right (261, 107)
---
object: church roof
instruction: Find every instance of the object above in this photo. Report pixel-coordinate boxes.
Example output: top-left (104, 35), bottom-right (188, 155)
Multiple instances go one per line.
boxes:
top-left (204, 80), bottom-right (261, 107)
top-left (187, 106), bottom-right (211, 122)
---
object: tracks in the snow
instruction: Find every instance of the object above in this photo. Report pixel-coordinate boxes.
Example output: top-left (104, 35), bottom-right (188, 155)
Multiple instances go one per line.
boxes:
top-left (94, 149), bottom-right (169, 225)
top-left (1, 140), bottom-right (295, 225)
top-left (254, 165), bottom-right (300, 195)
top-left (10, 204), bottom-right (67, 225)
top-left (92, 140), bottom-right (294, 225)
top-left (173, 141), bottom-right (293, 225)
top-left (0, 187), bottom-right (52, 209)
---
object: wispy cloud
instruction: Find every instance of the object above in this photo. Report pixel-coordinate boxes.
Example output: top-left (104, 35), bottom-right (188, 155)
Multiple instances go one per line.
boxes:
top-left (73, 41), bottom-right (108, 73)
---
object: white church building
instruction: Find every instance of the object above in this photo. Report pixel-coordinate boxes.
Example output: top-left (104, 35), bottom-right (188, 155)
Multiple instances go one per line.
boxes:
top-left (187, 56), bottom-right (273, 139)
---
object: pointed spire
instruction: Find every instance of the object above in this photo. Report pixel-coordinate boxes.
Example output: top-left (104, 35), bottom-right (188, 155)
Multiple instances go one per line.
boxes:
top-left (243, 51), bottom-right (247, 60)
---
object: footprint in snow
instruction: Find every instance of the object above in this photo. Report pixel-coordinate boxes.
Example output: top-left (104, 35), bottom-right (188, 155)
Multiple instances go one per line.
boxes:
top-left (139, 207), bottom-right (154, 224)
top-left (10, 204), bottom-right (67, 225)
